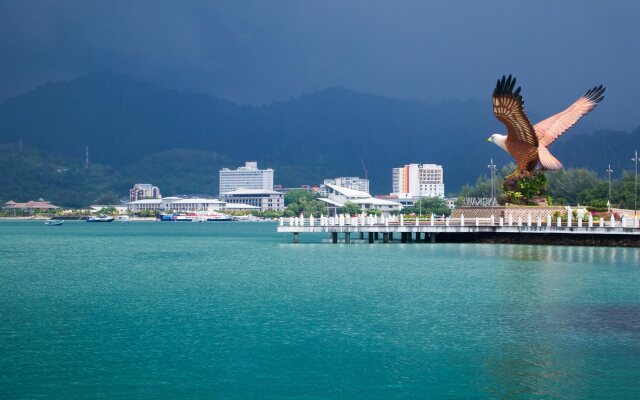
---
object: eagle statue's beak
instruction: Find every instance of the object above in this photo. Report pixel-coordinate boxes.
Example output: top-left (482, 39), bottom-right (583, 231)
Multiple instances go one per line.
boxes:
top-left (487, 137), bottom-right (493, 142)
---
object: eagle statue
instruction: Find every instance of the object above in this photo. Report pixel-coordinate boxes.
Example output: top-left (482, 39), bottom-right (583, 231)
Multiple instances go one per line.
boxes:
top-left (488, 74), bottom-right (605, 175)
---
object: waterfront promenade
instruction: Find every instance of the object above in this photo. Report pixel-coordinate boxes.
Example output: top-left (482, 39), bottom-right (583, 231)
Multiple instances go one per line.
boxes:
top-left (278, 213), bottom-right (640, 246)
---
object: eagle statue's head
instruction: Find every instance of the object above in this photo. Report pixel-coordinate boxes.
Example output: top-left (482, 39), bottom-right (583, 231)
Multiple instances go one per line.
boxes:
top-left (488, 134), bottom-right (508, 151)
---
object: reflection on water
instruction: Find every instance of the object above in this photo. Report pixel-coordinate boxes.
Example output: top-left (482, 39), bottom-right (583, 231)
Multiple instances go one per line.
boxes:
top-left (474, 243), bottom-right (640, 266)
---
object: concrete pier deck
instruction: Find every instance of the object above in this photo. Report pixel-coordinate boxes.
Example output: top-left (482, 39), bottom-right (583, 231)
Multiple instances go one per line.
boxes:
top-left (277, 214), bottom-right (640, 247)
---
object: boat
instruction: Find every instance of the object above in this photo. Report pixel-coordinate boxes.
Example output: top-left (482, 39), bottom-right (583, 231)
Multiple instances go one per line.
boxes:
top-left (233, 215), bottom-right (263, 222)
top-left (160, 212), bottom-right (232, 222)
top-left (115, 215), bottom-right (130, 222)
top-left (203, 212), bottom-right (233, 222)
top-left (160, 213), bottom-right (176, 221)
top-left (44, 219), bottom-right (64, 226)
top-left (86, 215), bottom-right (115, 222)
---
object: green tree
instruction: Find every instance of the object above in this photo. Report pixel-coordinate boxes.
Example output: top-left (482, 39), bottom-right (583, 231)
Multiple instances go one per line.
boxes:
top-left (284, 193), bottom-right (326, 217)
top-left (417, 197), bottom-right (451, 216)
top-left (547, 169), bottom-right (600, 205)
top-left (98, 205), bottom-right (118, 215)
top-left (339, 202), bottom-right (362, 215)
top-left (285, 190), bottom-right (318, 206)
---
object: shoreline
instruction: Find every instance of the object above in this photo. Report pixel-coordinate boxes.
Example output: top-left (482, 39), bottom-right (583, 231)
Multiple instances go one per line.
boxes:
top-left (0, 216), bottom-right (157, 221)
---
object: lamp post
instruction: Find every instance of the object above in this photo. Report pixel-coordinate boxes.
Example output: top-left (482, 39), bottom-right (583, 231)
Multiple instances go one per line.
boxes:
top-left (606, 164), bottom-right (613, 203)
top-left (488, 159), bottom-right (497, 201)
top-left (633, 150), bottom-right (639, 219)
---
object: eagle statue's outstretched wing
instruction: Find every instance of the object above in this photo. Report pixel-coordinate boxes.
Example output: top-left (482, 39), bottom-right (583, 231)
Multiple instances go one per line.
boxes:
top-left (534, 85), bottom-right (606, 147)
top-left (492, 75), bottom-right (539, 170)
top-left (492, 75), bottom-right (537, 148)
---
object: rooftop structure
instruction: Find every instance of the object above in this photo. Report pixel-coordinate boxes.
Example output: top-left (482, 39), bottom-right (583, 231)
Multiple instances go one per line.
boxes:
top-left (4, 200), bottom-right (60, 211)
top-left (319, 177), bottom-right (369, 197)
top-left (219, 162), bottom-right (274, 195)
top-left (274, 184), bottom-right (319, 194)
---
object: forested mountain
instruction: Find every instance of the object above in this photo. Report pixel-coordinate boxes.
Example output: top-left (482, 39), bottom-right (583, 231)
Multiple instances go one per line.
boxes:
top-left (0, 72), bottom-right (638, 205)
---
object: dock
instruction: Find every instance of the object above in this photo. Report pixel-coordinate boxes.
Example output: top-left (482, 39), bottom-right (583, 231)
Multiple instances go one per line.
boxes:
top-left (277, 213), bottom-right (640, 247)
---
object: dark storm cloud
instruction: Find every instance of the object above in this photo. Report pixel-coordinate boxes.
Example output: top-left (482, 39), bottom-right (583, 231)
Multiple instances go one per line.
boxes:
top-left (1, 0), bottom-right (638, 129)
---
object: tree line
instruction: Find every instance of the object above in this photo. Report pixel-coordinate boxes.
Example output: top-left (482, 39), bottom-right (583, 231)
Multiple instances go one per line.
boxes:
top-left (459, 162), bottom-right (638, 209)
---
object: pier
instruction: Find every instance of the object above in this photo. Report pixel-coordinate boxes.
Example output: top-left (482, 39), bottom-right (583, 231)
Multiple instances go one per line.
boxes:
top-left (278, 213), bottom-right (640, 247)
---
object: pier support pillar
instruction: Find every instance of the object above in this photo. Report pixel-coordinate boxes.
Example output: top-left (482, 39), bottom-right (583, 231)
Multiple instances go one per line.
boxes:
top-left (332, 232), bottom-right (338, 244)
top-left (389, 233), bottom-right (394, 241)
top-left (407, 233), bottom-right (413, 242)
top-left (374, 232), bottom-right (379, 240)
top-left (430, 233), bottom-right (436, 243)
top-left (359, 232), bottom-right (364, 240)
top-left (383, 233), bottom-right (389, 243)
top-left (368, 232), bottom-right (374, 243)
top-left (345, 232), bottom-right (351, 244)
top-left (415, 233), bottom-right (421, 242)
top-left (401, 232), bottom-right (407, 243)
top-left (293, 232), bottom-right (299, 244)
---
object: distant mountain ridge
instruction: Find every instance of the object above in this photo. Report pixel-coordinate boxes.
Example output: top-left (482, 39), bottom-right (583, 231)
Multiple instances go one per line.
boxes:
top-left (1, 71), bottom-right (638, 197)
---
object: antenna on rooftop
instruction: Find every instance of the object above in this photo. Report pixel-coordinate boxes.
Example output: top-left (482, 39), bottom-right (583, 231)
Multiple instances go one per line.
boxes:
top-left (85, 145), bottom-right (89, 168)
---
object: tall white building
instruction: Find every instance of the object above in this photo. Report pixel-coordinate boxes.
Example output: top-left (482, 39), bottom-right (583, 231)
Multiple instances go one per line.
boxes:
top-left (392, 163), bottom-right (444, 198)
top-left (319, 177), bottom-right (369, 197)
top-left (219, 162), bottom-right (274, 195)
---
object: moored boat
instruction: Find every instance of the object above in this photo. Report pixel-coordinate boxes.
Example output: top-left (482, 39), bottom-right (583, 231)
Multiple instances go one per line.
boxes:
top-left (44, 219), bottom-right (64, 226)
top-left (86, 215), bottom-right (115, 222)
top-left (160, 212), bottom-right (232, 222)
top-left (203, 212), bottom-right (233, 222)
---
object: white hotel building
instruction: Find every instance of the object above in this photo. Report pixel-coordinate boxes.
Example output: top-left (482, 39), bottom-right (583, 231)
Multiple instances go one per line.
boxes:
top-left (219, 162), bottom-right (274, 194)
top-left (392, 163), bottom-right (445, 199)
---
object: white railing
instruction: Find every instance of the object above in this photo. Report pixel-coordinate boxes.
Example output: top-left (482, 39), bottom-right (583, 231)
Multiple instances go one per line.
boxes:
top-left (279, 213), bottom-right (640, 230)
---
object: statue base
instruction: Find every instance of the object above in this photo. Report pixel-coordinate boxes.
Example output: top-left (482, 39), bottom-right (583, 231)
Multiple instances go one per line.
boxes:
top-left (500, 169), bottom-right (550, 206)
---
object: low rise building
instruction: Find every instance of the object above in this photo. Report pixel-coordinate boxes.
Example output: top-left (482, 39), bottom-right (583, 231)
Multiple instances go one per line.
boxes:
top-left (4, 200), bottom-right (60, 212)
top-left (318, 184), bottom-right (402, 216)
top-left (170, 198), bottom-right (225, 213)
top-left (127, 197), bottom-right (225, 213)
top-left (220, 189), bottom-right (285, 212)
top-left (224, 203), bottom-right (261, 212)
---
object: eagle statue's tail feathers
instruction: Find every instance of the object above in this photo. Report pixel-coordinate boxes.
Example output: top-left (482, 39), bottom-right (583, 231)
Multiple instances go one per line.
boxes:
top-left (538, 146), bottom-right (563, 170)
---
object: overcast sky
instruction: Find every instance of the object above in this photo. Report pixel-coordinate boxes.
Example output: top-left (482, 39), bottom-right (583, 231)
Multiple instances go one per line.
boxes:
top-left (1, 0), bottom-right (638, 130)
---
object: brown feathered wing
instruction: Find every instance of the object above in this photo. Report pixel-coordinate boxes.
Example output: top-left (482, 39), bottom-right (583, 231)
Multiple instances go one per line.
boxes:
top-left (534, 85), bottom-right (606, 147)
top-left (492, 75), bottom-right (539, 171)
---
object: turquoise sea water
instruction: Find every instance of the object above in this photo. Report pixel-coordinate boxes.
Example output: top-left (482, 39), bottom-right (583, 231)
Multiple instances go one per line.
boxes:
top-left (0, 220), bottom-right (639, 399)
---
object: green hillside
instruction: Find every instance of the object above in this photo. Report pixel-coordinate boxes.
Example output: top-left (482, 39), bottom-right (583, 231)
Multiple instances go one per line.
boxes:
top-left (1, 72), bottom-right (638, 202)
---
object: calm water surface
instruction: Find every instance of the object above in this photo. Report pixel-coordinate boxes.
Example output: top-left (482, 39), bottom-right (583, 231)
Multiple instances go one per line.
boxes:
top-left (1, 220), bottom-right (639, 399)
